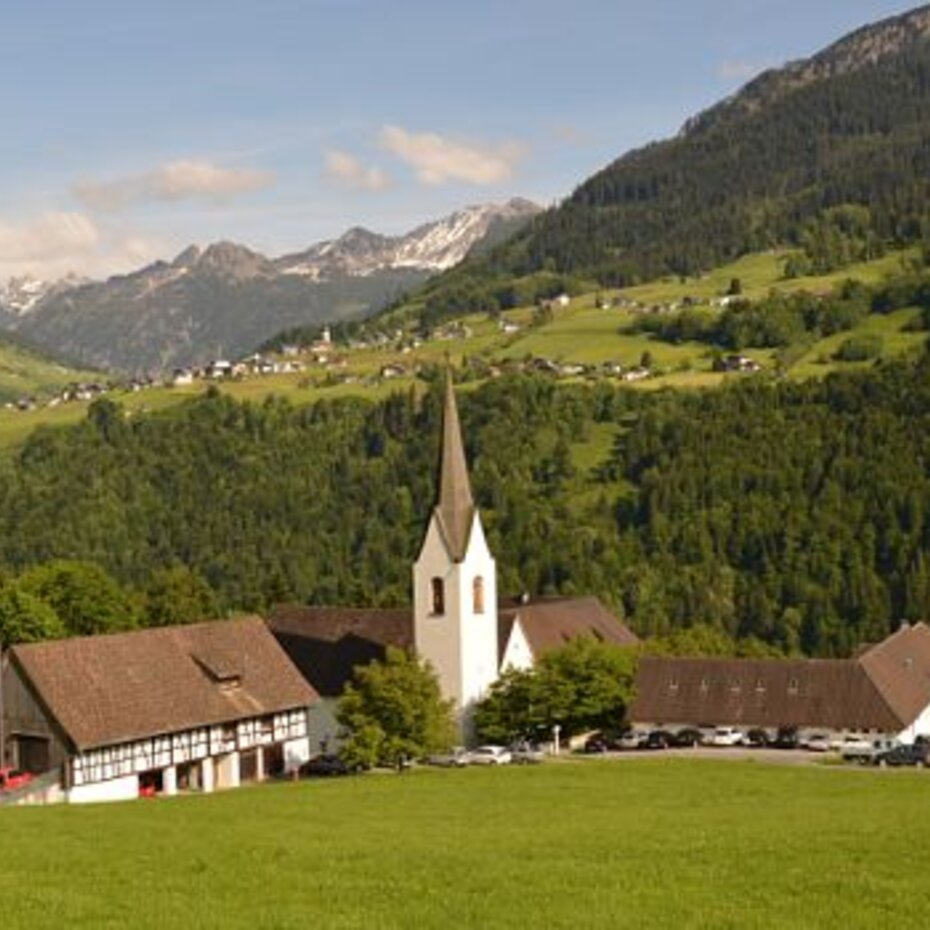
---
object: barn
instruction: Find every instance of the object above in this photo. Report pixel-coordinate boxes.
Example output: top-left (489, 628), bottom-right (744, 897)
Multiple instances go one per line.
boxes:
top-left (1, 616), bottom-right (318, 803)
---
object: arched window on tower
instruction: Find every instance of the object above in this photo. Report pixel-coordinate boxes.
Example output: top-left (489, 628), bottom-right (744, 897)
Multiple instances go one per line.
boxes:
top-left (431, 577), bottom-right (445, 616)
top-left (473, 576), bottom-right (485, 614)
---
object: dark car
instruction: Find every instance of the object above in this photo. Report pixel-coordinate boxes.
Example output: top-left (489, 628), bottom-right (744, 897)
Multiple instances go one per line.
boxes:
top-left (672, 728), bottom-right (703, 747)
top-left (300, 754), bottom-right (355, 777)
top-left (640, 729), bottom-right (673, 750)
top-left (583, 734), bottom-right (611, 754)
top-left (873, 743), bottom-right (930, 768)
top-left (771, 726), bottom-right (800, 750)
top-left (745, 728), bottom-right (770, 748)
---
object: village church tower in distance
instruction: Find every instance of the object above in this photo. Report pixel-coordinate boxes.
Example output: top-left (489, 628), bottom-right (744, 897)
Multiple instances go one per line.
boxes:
top-left (413, 372), bottom-right (499, 737)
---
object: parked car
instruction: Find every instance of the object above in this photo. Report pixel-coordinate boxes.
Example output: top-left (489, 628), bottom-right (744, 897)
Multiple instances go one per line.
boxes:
top-left (0, 767), bottom-right (33, 792)
top-left (872, 742), bottom-right (930, 768)
top-left (839, 735), bottom-right (878, 763)
top-left (640, 729), bottom-right (673, 750)
top-left (467, 745), bottom-right (512, 765)
top-left (802, 733), bottom-right (831, 753)
top-left (672, 728), bottom-right (703, 747)
top-left (583, 734), bottom-right (611, 754)
top-left (618, 730), bottom-right (647, 750)
top-left (772, 726), bottom-right (800, 750)
top-left (424, 748), bottom-right (469, 768)
top-left (710, 727), bottom-right (745, 747)
top-left (300, 754), bottom-right (355, 777)
top-left (510, 742), bottom-right (545, 764)
top-left (745, 728), bottom-right (770, 748)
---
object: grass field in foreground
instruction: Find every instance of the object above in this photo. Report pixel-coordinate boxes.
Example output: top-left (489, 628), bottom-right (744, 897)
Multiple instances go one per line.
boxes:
top-left (0, 760), bottom-right (927, 929)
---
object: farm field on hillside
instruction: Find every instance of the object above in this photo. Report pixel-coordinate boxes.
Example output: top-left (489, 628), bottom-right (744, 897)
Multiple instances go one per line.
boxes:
top-left (0, 760), bottom-right (926, 929)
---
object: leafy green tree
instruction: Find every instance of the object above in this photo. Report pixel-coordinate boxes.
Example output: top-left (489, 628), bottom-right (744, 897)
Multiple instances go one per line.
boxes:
top-left (337, 647), bottom-right (455, 770)
top-left (0, 584), bottom-right (66, 648)
top-left (474, 638), bottom-right (637, 743)
top-left (142, 565), bottom-right (220, 627)
top-left (19, 560), bottom-right (139, 637)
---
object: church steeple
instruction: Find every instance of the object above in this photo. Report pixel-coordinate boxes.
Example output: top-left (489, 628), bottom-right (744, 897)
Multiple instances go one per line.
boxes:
top-left (413, 366), bottom-right (499, 740)
top-left (435, 370), bottom-right (475, 562)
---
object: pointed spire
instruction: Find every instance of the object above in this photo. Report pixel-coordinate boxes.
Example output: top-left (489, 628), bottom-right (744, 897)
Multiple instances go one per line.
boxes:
top-left (435, 368), bottom-right (475, 561)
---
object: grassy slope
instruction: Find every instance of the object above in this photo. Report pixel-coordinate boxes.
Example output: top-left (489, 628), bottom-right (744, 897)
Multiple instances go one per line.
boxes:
top-left (0, 760), bottom-right (926, 929)
top-left (0, 338), bottom-right (97, 404)
top-left (0, 247), bottom-right (926, 456)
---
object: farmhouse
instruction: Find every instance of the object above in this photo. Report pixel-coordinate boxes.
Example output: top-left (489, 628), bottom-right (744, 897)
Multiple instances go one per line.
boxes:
top-left (1, 617), bottom-right (317, 803)
top-left (269, 373), bottom-right (637, 738)
top-left (631, 622), bottom-right (930, 744)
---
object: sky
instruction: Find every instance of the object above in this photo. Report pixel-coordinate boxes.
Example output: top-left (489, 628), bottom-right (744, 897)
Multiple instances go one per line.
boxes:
top-left (0, 0), bottom-right (921, 281)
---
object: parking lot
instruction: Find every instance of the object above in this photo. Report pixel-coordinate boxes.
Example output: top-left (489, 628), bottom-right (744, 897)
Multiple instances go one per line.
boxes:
top-left (586, 746), bottom-right (823, 766)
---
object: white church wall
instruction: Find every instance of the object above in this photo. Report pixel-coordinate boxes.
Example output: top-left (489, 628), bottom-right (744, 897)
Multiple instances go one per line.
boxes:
top-left (897, 703), bottom-right (930, 745)
top-left (500, 619), bottom-right (534, 672)
top-left (413, 514), bottom-right (499, 728)
top-left (413, 518), bottom-right (465, 703)
top-left (456, 517), bottom-right (499, 708)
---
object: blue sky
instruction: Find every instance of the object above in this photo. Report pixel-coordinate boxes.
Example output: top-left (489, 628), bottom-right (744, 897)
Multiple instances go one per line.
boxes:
top-left (0, 0), bottom-right (920, 279)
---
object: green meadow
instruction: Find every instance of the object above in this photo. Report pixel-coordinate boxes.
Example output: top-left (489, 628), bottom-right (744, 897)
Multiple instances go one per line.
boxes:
top-left (0, 246), bottom-right (926, 457)
top-left (0, 760), bottom-right (926, 929)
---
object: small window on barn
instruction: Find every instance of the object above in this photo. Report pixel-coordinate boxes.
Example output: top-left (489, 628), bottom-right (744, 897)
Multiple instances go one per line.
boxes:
top-left (431, 577), bottom-right (445, 616)
top-left (788, 678), bottom-right (799, 696)
top-left (473, 576), bottom-right (485, 614)
top-left (755, 678), bottom-right (766, 693)
top-left (699, 678), bottom-right (709, 693)
top-left (668, 678), bottom-right (679, 694)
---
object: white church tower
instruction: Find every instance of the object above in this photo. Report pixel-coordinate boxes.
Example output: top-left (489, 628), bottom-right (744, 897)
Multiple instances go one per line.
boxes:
top-left (413, 371), bottom-right (499, 738)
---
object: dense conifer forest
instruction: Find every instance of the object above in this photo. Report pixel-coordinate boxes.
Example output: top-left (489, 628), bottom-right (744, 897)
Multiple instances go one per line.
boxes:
top-left (403, 27), bottom-right (930, 328)
top-left (2, 346), bottom-right (930, 657)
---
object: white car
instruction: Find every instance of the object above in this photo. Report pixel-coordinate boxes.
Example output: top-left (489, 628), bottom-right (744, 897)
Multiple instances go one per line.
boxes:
top-left (802, 733), bottom-right (831, 752)
top-left (467, 745), bottom-right (512, 765)
top-left (711, 727), bottom-right (745, 747)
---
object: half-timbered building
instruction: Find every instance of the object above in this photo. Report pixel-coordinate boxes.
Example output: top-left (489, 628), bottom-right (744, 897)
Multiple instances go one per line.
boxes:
top-left (2, 616), bottom-right (317, 803)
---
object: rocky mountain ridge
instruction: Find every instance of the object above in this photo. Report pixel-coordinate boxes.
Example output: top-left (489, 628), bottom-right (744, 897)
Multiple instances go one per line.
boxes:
top-left (0, 199), bottom-right (539, 372)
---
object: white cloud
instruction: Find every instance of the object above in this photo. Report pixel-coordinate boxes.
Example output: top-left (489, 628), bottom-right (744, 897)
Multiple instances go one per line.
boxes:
top-left (323, 150), bottom-right (391, 191)
top-left (718, 60), bottom-right (765, 81)
top-left (0, 212), bottom-right (99, 263)
top-left (0, 211), bottom-right (161, 281)
top-left (74, 159), bottom-right (274, 211)
top-left (379, 125), bottom-right (524, 186)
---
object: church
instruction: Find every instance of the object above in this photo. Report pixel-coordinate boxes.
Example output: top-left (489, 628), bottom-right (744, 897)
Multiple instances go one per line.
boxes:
top-left (269, 372), bottom-right (638, 739)
top-left (0, 373), bottom-right (635, 804)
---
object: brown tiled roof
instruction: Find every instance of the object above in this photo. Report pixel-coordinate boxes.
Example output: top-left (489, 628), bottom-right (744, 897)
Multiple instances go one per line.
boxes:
top-left (630, 655), bottom-right (901, 732)
top-left (500, 595), bottom-right (639, 661)
top-left (267, 605), bottom-right (414, 697)
top-left (859, 622), bottom-right (930, 728)
top-left (434, 370), bottom-right (475, 562)
top-left (10, 617), bottom-right (318, 752)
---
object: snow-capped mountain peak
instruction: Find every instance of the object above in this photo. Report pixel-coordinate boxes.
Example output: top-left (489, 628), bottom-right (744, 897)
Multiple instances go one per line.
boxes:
top-left (275, 198), bottom-right (540, 280)
top-left (0, 273), bottom-right (88, 317)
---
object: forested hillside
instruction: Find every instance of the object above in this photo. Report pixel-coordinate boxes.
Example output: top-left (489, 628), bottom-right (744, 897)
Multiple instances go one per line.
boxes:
top-left (404, 6), bottom-right (930, 326)
top-left (2, 352), bottom-right (930, 656)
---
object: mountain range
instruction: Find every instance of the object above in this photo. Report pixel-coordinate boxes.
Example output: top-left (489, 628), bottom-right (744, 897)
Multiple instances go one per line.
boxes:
top-left (410, 4), bottom-right (930, 324)
top-left (0, 198), bottom-right (539, 373)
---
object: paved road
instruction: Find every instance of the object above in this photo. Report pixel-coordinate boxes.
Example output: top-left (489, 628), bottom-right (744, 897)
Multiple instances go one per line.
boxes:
top-left (577, 747), bottom-right (835, 766)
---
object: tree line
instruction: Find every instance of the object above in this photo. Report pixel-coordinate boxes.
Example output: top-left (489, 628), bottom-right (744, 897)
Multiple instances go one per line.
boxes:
top-left (2, 353), bottom-right (930, 657)
top-left (395, 36), bottom-right (930, 328)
